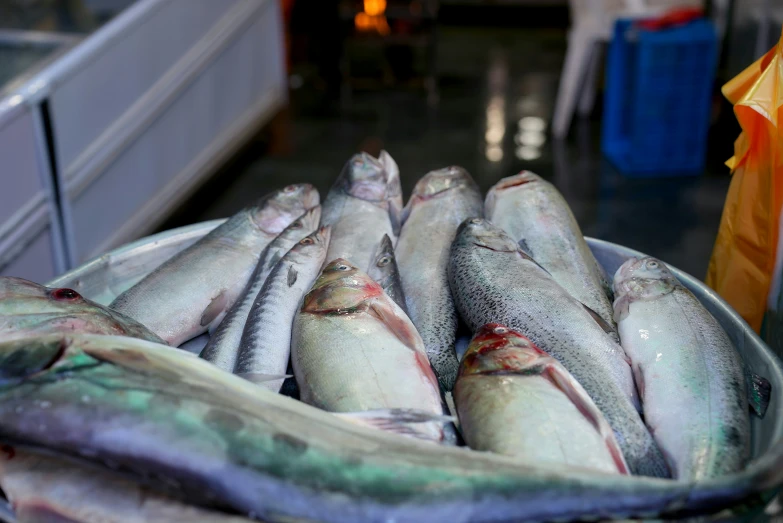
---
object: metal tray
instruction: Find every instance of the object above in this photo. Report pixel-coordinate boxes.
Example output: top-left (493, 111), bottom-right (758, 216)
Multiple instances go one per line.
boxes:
top-left (44, 220), bottom-right (783, 521)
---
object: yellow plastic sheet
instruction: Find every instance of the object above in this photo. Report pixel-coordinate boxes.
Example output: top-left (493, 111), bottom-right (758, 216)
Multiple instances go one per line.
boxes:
top-left (706, 31), bottom-right (783, 333)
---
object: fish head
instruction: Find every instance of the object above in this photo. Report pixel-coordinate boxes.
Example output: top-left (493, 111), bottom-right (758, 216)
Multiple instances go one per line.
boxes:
top-left (252, 184), bottom-right (320, 235)
top-left (291, 226), bottom-right (332, 259)
top-left (613, 257), bottom-right (679, 302)
top-left (410, 166), bottom-right (476, 201)
top-left (370, 234), bottom-right (395, 274)
top-left (282, 206), bottom-right (322, 240)
top-left (301, 258), bottom-right (383, 313)
top-left (335, 153), bottom-right (395, 203)
top-left (459, 323), bottom-right (549, 377)
top-left (454, 218), bottom-right (519, 253)
top-left (485, 171), bottom-right (542, 216)
top-left (0, 277), bottom-right (164, 343)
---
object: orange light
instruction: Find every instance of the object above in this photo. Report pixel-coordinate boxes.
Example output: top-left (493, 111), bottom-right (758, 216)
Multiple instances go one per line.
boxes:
top-left (364, 0), bottom-right (386, 16)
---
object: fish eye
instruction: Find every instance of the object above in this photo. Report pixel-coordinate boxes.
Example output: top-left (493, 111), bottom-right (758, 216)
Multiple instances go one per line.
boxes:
top-left (493, 326), bottom-right (508, 334)
top-left (469, 218), bottom-right (482, 225)
top-left (377, 255), bottom-right (391, 267)
top-left (50, 288), bottom-right (81, 301)
top-left (283, 185), bottom-right (297, 193)
top-left (291, 221), bottom-right (303, 229)
top-left (336, 264), bottom-right (350, 271)
top-left (300, 238), bottom-right (314, 245)
top-left (647, 261), bottom-right (659, 269)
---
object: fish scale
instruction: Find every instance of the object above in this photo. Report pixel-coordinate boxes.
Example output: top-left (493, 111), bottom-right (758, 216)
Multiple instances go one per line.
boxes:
top-left (448, 218), bottom-right (669, 478)
top-left (235, 227), bottom-right (331, 391)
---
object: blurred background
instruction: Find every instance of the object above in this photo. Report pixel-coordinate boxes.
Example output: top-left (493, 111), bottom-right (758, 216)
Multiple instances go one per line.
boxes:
top-left (0, 0), bottom-right (779, 282)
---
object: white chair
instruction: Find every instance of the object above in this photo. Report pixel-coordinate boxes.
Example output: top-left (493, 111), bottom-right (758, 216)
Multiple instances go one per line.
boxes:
top-left (552, 0), bottom-right (703, 139)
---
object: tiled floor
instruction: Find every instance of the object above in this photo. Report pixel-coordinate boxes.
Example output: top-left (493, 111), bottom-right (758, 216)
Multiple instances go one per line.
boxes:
top-left (160, 25), bottom-right (734, 280)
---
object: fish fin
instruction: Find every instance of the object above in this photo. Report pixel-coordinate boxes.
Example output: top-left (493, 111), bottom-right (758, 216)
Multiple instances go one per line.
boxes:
top-left (287, 266), bottom-right (298, 287)
top-left (237, 373), bottom-right (292, 384)
top-left (581, 303), bottom-right (617, 336)
top-left (517, 239), bottom-right (534, 258)
top-left (516, 248), bottom-right (551, 275)
top-left (542, 361), bottom-right (630, 475)
top-left (613, 295), bottom-right (632, 323)
top-left (748, 371), bottom-right (772, 418)
top-left (367, 299), bottom-right (424, 354)
top-left (200, 290), bottom-right (229, 328)
top-left (335, 409), bottom-right (453, 443)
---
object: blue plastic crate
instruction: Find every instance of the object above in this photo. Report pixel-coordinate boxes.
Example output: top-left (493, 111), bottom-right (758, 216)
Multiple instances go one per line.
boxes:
top-left (601, 18), bottom-right (718, 177)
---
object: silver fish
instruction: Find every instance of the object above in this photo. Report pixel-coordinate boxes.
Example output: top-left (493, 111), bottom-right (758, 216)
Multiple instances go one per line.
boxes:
top-left (454, 323), bottom-right (629, 475)
top-left (485, 171), bottom-right (615, 331)
top-left (292, 259), bottom-right (445, 441)
top-left (110, 184), bottom-right (319, 346)
top-left (0, 334), bottom-right (765, 522)
top-left (366, 234), bottom-right (407, 313)
top-left (321, 152), bottom-right (400, 271)
top-left (396, 166), bottom-right (483, 391)
top-left (0, 277), bottom-right (162, 344)
top-left (0, 448), bottom-right (253, 522)
top-left (235, 226), bottom-right (331, 391)
top-left (613, 257), bottom-right (750, 480)
top-left (200, 206), bottom-right (321, 372)
top-left (447, 218), bottom-right (668, 477)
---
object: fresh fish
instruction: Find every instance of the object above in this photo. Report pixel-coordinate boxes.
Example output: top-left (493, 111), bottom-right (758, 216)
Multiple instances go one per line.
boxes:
top-left (454, 323), bottom-right (629, 475)
top-left (0, 277), bottom-right (162, 344)
top-left (396, 166), bottom-right (483, 392)
top-left (111, 185), bottom-right (319, 346)
top-left (0, 448), bottom-right (253, 522)
top-left (235, 226), bottom-right (331, 391)
top-left (200, 206), bottom-right (321, 372)
top-left (485, 171), bottom-right (615, 331)
top-left (291, 259), bottom-right (445, 441)
top-left (613, 257), bottom-right (751, 480)
top-left (321, 152), bottom-right (400, 271)
top-left (366, 234), bottom-right (407, 313)
top-left (447, 218), bottom-right (668, 477)
top-left (0, 334), bottom-right (766, 522)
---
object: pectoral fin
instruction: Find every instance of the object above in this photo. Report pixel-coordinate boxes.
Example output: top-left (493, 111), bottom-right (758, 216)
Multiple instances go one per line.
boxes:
top-left (748, 371), bottom-right (772, 418)
top-left (335, 409), bottom-right (453, 443)
top-left (201, 290), bottom-right (229, 328)
top-left (367, 299), bottom-right (424, 354)
top-left (542, 361), bottom-right (631, 475)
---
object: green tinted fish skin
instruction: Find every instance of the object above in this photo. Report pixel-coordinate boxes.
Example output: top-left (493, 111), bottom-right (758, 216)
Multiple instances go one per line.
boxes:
top-left (447, 218), bottom-right (669, 478)
top-left (0, 448), bottom-right (254, 522)
top-left (111, 185), bottom-right (319, 346)
top-left (396, 167), bottom-right (483, 392)
top-left (0, 277), bottom-right (163, 344)
top-left (0, 334), bottom-right (707, 523)
top-left (200, 206), bottom-right (321, 372)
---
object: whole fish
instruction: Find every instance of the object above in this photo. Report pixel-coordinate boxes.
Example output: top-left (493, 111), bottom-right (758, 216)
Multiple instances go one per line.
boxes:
top-left (366, 234), bottom-right (407, 313)
top-left (0, 277), bottom-right (162, 343)
top-left (0, 448), bottom-right (253, 522)
top-left (448, 218), bottom-right (668, 478)
top-left (321, 152), bottom-right (400, 271)
top-left (0, 334), bottom-right (766, 522)
top-left (111, 184), bottom-right (319, 346)
top-left (396, 166), bottom-right (483, 391)
top-left (454, 323), bottom-right (629, 475)
top-left (235, 226), bottom-right (331, 391)
top-left (485, 171), bottom-right (615, 331)
top-left (291, 259), bottom-right (445, 441)
top-left (613, 257), bottom-right (751, 480)
top-left (200, 206), bottom-right (321, 372)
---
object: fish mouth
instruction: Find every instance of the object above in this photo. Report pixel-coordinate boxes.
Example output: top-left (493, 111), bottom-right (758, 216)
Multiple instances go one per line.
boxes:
top-left (494, 172), bottom-right (538, 191)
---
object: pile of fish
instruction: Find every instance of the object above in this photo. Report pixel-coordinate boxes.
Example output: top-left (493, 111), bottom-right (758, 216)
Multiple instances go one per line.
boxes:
top-left (0, 152), bottom-right (774, 522)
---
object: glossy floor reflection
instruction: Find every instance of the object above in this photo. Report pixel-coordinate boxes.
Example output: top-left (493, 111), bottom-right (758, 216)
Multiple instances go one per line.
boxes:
top-left (161, 26), bottom-right (732, 280)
